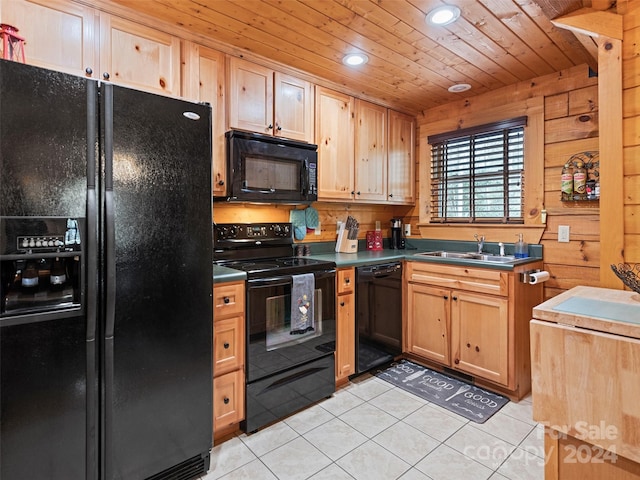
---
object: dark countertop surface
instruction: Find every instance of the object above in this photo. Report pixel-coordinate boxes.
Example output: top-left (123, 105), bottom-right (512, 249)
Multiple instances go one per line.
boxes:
top-left (213, 238), bottom-right (543, 282)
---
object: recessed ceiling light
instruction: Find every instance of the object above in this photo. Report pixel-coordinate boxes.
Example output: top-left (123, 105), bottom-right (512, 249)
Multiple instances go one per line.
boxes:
top-left (426, 5), bottom-right (461, 26)
top-left (342, 53), bottom-right (369, 67)
top-left (448, 83), bottom-right (471, 93)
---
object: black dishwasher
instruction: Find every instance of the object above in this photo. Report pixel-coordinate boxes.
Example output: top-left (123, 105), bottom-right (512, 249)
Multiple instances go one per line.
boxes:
top-left (356, 262), bottom-right (403, 374)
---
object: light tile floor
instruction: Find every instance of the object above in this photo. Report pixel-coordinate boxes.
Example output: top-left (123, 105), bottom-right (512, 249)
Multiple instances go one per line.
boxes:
top-left (202, 373), bottom-right (545, 480)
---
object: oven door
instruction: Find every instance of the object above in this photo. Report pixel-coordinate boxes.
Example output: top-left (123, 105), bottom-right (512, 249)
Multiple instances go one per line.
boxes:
top-left (245, 269), bottom-right (336, 383)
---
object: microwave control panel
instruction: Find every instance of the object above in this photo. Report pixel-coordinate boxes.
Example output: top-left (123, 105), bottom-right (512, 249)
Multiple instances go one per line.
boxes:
top-left (308, 161), bottom-right (317, 194)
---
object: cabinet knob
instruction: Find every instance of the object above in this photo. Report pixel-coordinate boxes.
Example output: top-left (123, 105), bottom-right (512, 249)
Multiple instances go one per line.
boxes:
top-left (223, 297), bottom-right (230, 304)
top-left (223, 397), bottom-right (230, 405)
top-left (340, 301), bottom-right (345, 307)
top-left (452, 296), bottom-right (458, 301)
top-left (345, 278), bottom-right (350, 284)
top-left (103, 72), bottom-right (110, 80)
top-left (223, 342), bottom-right (230, 349)
top-left (389, 193), bottom-right (393, 198)
top-left (276, 124), bottom-right (282, 131)
top-left (443, 295), bottom-right (448, 300)
top-left (454, 358), bottom-right (460, 365)
top-left (85, 67), bottom-right (93, 76)
top-left (466, 343), bottom-right (471, 348)
top-left (218, 180), bottom-right (225, 186)
top-left (268, 124), bottom-right (273, 130)
top-left (475, 345), bottom-right (480, 352)
top-left (356, 191), bottom-right (361, 195)
top-left (351, 191), bottom-right (355, 195)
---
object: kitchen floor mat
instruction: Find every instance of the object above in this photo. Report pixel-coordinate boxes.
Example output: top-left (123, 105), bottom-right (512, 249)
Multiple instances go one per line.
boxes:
top-left (374, 359), bottom-right (508, 424)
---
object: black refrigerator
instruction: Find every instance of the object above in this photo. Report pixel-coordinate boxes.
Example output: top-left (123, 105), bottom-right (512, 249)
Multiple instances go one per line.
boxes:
top-left (0, 59), bottom-right (213, 480)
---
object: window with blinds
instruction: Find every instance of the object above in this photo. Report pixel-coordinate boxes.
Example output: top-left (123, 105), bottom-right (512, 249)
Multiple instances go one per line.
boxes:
top-left (428, 116), bottom-right (527, 224)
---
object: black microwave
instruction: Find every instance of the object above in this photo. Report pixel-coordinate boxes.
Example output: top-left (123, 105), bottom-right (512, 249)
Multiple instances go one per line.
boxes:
top-left (220, 130), bottom-right (318, 204)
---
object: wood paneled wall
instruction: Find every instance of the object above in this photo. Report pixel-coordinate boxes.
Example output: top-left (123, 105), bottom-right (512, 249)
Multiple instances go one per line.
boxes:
top-left (624, 3), bottom-right (640, 262)
top-left (213, 201), bottom-right (417, 244)
top-left (417, 64), bottom-right (599, 299)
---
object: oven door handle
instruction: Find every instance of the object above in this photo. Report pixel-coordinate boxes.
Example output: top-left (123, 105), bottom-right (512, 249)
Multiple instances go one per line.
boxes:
top-left (248, 269), bottom-right (336, 287)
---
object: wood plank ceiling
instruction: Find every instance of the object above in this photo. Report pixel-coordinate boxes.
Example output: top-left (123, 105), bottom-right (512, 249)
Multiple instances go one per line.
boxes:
top-left (103, 0), bottom-right (612, 116)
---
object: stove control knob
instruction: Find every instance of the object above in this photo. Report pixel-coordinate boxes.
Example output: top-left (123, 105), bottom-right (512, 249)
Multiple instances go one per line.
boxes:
top-left (228, 226), bottom-right (237, 238)
top-left (273, 224), bottom-right (282, 235)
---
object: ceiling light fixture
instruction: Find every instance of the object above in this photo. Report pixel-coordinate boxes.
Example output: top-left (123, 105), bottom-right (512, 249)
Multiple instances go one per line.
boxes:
top-left (342, 53), bottom-right (369, 67)
top-left (448, 83), bottom-right (471, 93)
top-left (426, 5), bottom-right (461, 26)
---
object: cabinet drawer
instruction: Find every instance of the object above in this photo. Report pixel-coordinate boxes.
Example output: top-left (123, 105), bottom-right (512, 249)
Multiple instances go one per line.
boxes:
top-left (214, 315), bottom-right (245, 376)
top-left (407, 262), bottom-right (508, 297)
top-left (213, 282), bottom-right (245, 318)
top-left (213, 369), bottom-right (245, 431)
top-left (337, 268), bottom-right (355, 295)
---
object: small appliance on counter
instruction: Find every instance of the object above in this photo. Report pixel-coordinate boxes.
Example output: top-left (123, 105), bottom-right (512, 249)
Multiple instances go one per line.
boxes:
top-left (390, 218), bottom-right (405, 249)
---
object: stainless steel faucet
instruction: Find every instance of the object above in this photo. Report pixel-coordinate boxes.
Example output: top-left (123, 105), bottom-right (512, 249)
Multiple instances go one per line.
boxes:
top-left (474, 234), bottom-right (485, 253)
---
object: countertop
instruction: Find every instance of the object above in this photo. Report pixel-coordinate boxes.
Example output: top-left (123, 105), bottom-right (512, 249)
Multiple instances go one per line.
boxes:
top-left (213, 239), bottom-right (543, 283)
top-left (213, 264), bottom-right (247, 284)
top-left (532, 285), bottom-right (640, 339)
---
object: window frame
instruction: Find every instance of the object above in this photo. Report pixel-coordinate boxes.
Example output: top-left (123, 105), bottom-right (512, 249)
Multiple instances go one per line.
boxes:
top-left (428, 116), bottom-right (528, 224)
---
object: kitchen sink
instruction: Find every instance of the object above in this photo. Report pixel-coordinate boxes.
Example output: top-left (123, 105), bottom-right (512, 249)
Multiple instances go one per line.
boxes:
top-left (416, 251), bottom-right (474, 259)
top-left (415, 251), bottom-right (519, 263)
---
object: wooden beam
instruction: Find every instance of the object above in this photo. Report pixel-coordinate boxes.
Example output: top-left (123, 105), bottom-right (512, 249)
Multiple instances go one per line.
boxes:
top-left (551, 8), bottom-right (623, 39)
top-left (598, 37), bottom-right (624, 288)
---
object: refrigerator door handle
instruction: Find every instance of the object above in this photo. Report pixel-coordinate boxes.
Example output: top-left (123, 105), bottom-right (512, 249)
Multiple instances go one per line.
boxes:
top-left (86, 80), bottom-right (98, 342)
top-left (102, 82), bottom-right (116, 480)
top-left (86, 78), bottom-right (99, 480)
top-left (104, 83), bottom-right (116, 339)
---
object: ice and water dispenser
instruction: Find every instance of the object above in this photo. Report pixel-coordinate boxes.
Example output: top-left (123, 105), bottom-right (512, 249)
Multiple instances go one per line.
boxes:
top-left (0, 217), bottom-right (83, 316)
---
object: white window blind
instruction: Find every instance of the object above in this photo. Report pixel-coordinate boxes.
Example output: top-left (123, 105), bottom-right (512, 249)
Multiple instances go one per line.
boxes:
top-left (428, 116), bottom-right (527, 223)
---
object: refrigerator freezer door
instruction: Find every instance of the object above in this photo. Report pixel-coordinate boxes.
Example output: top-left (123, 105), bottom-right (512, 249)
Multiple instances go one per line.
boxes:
top-left (0, 60), bottom-right (91, 480)
top-left (102, 83), bottom-right (213, 479)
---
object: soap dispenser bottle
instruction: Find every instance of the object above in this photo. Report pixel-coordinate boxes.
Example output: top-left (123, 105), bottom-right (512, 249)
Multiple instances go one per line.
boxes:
top-left (514, 234), bottom-right (529, 258)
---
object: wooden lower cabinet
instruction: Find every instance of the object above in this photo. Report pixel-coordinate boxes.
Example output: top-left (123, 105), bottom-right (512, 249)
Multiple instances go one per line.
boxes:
top-left (213, 281), bottom-right (245, 441)
top-left (406, 283), bottom-right (450, 365)
top-left (451, 291), bottom-right (509, 385)
top-left (336, 267), bottom-right (355, 385)
top-left (405, 260), bottom-right (542, 398)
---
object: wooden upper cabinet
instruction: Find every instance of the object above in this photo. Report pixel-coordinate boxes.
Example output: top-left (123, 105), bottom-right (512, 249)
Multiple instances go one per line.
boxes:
top-left (315, 86), bottom-right (355, 201)
top-left (228, 57), bottom-right (273, 135)
top-left (183, 42), bottom-right (226, 197)
top-left (228, 57), bottom-right (313, 142)
top-left (99, 14), bottom-right (181, 96)
top-left (387, 110), bottom-right (416, 204)
top-left (0, 0), bottom-right (97, 77)
top-left (274, 72), bottom-right (314, 142)
top-left (354, 99), bottom-right (387, 202)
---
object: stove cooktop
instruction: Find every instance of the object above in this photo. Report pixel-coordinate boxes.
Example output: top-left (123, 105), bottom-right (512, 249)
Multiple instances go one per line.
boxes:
top-left (216, 256), bottom-right (335, 277)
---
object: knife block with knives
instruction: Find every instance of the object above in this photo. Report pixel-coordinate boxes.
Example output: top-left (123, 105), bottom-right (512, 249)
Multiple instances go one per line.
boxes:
top-left (335, 215), bottom-right (359, 253)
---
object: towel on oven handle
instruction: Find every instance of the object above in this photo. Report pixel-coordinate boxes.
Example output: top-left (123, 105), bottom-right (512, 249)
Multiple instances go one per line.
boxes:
top-left (291, 273), bottom-right (315, 335)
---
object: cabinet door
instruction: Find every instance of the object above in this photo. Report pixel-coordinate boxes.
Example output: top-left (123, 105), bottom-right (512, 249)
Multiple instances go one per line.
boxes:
top-left (406, 283), bottom-right (450, 364)
top-left (387, 110), bottom-right (415, 204)
top-left (274, 72), bottom-right (314, 143)
top-left (315, 86), bottom-right (355, 201)
top-left (213, 370), bottom-right (245, 431)
top-left (228, 57), bottom-right (273, 134)
top-left (99, 14), bottom-right (181, 96)
top-left (213, 315), bottom-right (244, 377)
top-left (0, 0), bottom-right (97, 77)
top-left (451, 291), bottom-right (509, 385)
top-left (336, 292), bottom-right (355, 381)
top-left (183, 42), bottom-right (227, 196)
top-left (354, 99), bottom-right (387, 202)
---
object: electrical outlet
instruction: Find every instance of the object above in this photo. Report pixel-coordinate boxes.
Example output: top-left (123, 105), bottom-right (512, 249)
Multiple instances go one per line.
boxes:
top-left (315, 221), bottom-right (322, 235)
top-left (558, 225), bottom-right (570, 243)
